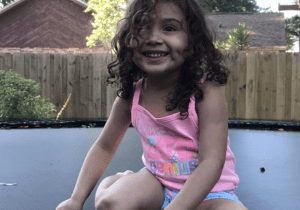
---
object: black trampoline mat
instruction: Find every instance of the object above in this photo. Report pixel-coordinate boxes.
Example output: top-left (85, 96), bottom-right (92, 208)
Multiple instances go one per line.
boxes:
top-left (1, 128), bottom-right (299, 210)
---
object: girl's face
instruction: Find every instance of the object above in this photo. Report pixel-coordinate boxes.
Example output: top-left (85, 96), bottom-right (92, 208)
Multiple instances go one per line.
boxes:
top-left (131, 2), bottom-right (188, 78)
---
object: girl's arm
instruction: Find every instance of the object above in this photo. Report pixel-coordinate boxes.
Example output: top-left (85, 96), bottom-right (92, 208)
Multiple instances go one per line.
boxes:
top-left (68, 96), bottom-right (132, 205)
top-left (165, 81), bottom-right (228, 210)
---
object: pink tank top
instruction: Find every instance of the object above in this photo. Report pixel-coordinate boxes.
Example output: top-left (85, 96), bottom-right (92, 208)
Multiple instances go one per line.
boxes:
top-left (131, 78), bottom-right (239, 191)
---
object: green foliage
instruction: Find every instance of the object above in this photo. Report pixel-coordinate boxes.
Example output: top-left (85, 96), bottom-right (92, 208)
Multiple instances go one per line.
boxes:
top-left (84, 0), bottom-right (128, 47)
top-left (227, 23), bottom-right (251, 50)
top-left (198, 0), bottom-right (260, 13)
top-left (0, 70), bottom-right (57, 121)
top-left (215, 23), bottom-right (251, 51)
top-left (214, 40), bottom-right (231, 51)
top-left (285, 15), bottom-right (299, 50)
top-left (0, 0), bottom-right (15, 8)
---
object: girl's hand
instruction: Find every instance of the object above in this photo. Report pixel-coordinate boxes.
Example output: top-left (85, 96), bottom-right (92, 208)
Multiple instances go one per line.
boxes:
top-left (56, 198), bottom-right (83, 210)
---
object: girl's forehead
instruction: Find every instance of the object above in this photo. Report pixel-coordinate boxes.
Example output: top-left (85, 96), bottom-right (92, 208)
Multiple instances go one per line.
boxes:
top-left (150, 2), bottom-right (185, 22)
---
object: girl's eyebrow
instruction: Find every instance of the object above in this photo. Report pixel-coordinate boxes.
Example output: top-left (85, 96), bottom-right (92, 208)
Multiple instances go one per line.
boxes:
top-left (162, 18), bottom-right (183, 25)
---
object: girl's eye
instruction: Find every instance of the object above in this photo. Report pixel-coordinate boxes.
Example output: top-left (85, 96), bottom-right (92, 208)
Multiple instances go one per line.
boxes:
top-left (164, 26), bottom-right (176, 32)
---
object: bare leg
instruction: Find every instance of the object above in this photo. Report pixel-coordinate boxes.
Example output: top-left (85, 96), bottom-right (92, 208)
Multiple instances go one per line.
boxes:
top-left (95, 169), bottom-right (164, 210)
top-left (196, 198), bottom-right (248, 210)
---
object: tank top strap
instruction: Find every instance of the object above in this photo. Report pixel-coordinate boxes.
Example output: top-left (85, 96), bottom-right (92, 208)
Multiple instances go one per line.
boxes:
top-left (188, 94), bottom-right (198, 128)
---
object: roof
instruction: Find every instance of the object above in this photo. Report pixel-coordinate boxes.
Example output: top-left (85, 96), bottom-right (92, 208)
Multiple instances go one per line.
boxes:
top-left (0, 0), bottom-right (88, 16)
top-left (206, 13), bottom-right (287, 48)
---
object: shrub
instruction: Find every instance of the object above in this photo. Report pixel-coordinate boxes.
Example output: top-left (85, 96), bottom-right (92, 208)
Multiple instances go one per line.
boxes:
top-left (215, 22), bottom-right (251, 51)
top-left (0, 69), bottom-right (57, 121)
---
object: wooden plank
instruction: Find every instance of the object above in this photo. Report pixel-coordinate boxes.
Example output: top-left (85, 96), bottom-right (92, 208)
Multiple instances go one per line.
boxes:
top-left (256, 52), bottom-right (263, 120)
top-left (291, 53), bottom-right (300, 121)
top-left (285, 53), bottom-right (292, 121)
top-left (50, 54), bottom-right (56, 107)
top-left (223, 52), bottom-right (233, 119)
top-left (92, 54), bottom-right (103, 119)
top-left (88, 54), bottom-right (94, 119)
top-left (237, 52), bottom-right (247, 119)
top-left (73, 55), bottom-right (81, 119)
top-left (269, 52), bottom-right (277, 120)
top-left (259, 52), bottom-right (272, 120)
top-left (229, 53), bottom-right (238, 119)
top-left (37, 54), bottom-right (43, 96)
top-left (61, 54), bottom-right (68, 119)
top-left (41, 54), bottom-right (51, 100)
top-left (0, 53), bottom-right (4, 70)
top-left (106, 54), bottom-right (118, 118)
top-left (24, 54), bottom-right (30, 79)
top-left (245, 52), bottom-right (257, 120)
top-left (3, 53), bottom-right (13, 72)
top-left (276, 52), bottom-right (286, 120)
top-left (12, 53), bottom-right (24, 77)
top-left (30, 54), bottom-right (38, 82)
top-left (54, 54), bottom-right (63, 117)
top-left (80, 54), bottom-right (89, 119)
top-left (100, 54), bottom-right (108, 118)
top-left (66, 54), bottom-right (76, 120)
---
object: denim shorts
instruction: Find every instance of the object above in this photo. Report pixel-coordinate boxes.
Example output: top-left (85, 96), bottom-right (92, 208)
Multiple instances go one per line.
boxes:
top-left (161, 187), bottom-right (243, 209)
top-left (139, 167), bottom-right (243, 209)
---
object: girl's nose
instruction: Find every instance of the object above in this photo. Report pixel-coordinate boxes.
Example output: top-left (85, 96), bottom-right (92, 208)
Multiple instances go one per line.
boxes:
top-left (145, 30), bottom-right (163, 45)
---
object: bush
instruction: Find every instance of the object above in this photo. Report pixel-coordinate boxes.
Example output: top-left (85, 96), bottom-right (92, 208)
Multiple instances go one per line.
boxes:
top-left (215, 22), bottom-right (251, 51)
top-left (0, 70), bottom-right (57, 121)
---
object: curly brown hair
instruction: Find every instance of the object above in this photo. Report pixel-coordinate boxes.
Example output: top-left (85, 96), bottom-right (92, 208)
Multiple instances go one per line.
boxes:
top-left (107, 0), bottom-right (230, 118)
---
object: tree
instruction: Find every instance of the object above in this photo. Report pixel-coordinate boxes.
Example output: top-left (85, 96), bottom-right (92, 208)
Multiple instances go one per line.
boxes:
top-left (0, 0), bottom-right (14, 8)
top-left (215, 23), bottom-right (251, 51)
top-left (285, 15), bottom-right (299, 50)
top-left (84, 0), bottom-right (128, 47)
top-left (197, 0), bottom-right (260, 13)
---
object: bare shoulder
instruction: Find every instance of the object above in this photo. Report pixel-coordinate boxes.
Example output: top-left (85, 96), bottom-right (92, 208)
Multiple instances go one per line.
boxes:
top-left (196, 80), bottom-right (228, 124)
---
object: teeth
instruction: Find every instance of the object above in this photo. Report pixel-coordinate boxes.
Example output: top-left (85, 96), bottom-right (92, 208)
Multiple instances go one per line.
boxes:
top-left (145, 53), bottom-right (167, 58)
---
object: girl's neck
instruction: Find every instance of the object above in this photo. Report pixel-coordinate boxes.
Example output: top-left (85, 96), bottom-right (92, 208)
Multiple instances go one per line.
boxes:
top-left (144, 73), bottom-right (179, 93)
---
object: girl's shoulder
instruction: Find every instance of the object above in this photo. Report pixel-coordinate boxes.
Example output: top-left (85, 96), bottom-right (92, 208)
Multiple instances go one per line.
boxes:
top-left (195, 80), bottom-right (226, 119)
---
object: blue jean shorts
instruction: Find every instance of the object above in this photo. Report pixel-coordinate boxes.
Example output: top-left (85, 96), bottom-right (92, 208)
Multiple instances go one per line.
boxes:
top-left (161, 187), bottom-right (243, 209)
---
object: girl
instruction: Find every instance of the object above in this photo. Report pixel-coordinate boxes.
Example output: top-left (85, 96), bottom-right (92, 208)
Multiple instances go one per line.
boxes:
top-left (57, 0), bottom-right (248, 209)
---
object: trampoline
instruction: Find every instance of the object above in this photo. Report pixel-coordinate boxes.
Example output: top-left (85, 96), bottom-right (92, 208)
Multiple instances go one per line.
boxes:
top-left (1, 122), bottom-right (300, 210)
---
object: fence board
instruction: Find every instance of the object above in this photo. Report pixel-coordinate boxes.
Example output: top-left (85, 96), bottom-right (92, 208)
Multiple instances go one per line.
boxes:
top-left (237, 53), bottom-right (246, 119)
top-left (245, 52), bottom-right (257, 120)
top-left (0, 53), bottom-right (3, 70)
top-left (92, 54), bottom-right (103, 118)
top-left (285, 53), bottom-right (292, 121)
top-left (13, 53), bottom-right (24, 77)
top-left (276, 52), bottom-right (286, 120)
top-left (88, 54), bottom-right (94, 119)
top-left (24, 54), bottom-right (30, 79)
top-left (1, 52), bottom-right (300, 122)
top-left (41, 54), bottom-right (51, 100)
top-left (4, 53), bottom-right (13, 71)
top-left (66, 54), bottom-right (76, 120)
top-left (269, 52), bottom-right (277, 120)
top-left (291, 53), bottom-right (300, 121)
top-left (61, 55), bottom-right (68, 119)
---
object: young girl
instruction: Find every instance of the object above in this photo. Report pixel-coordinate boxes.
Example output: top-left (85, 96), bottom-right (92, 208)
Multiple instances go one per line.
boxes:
top-left (56, 0), bottom-right (248, 209)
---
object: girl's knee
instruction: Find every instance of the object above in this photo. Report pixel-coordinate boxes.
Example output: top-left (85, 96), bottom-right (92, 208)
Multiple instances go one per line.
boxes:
top-left (95, 195), bottom-right (114, 210)
top-left (95, 194), bottom-right (132, 210)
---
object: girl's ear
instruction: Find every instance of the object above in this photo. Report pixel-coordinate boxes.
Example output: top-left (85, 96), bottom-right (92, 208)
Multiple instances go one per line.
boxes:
top-left (129, 37), bottom-right (139, 49)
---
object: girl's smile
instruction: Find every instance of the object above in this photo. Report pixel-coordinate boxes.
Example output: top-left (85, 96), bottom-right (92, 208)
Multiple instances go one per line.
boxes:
top-left (131, 2), bottom-right (189, 78)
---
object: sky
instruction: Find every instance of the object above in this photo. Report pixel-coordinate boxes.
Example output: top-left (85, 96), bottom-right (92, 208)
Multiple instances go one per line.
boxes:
top-left (257, 0), bottom-right (300, 18)
top-left (256, 0), bottom-right (300, 51)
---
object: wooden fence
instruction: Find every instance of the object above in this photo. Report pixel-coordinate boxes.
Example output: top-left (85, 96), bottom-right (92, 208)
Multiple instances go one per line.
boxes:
top-left (0, 52), bottom-right (300, 122)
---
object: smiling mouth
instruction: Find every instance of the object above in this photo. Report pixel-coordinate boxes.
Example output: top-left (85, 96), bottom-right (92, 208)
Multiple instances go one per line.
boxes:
top-left (143, 52), bottom-right (169, 58)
